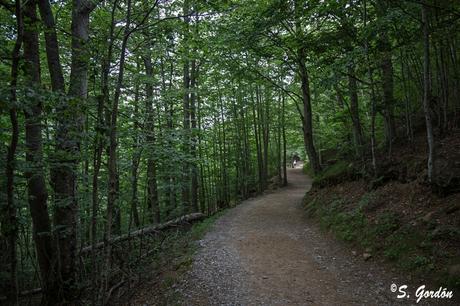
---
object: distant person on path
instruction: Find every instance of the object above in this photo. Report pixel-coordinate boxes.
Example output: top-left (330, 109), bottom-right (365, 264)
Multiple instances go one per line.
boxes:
top-left (291, 153), bottom-right (300, 168)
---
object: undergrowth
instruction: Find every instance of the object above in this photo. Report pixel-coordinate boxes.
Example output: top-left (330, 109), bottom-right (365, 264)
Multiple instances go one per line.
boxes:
top-left (304, 192), bottom-right (460, 289)
top-left (304, 160), bottom-right (353, 188)
top-left (151, 210), bottom-right (228, 303)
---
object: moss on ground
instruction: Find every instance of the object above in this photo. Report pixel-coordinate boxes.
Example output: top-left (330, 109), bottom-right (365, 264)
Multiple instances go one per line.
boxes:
top-left (304, 191), bottom-right (460, 289)
top-left (304, 160), bottom-right (354, 188)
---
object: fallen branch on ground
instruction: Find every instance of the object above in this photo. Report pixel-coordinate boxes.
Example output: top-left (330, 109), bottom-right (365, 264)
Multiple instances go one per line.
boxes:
top-left (80, 213), bottom-right (206, 254)
top-left (0, 213), bottom-right (206, 302)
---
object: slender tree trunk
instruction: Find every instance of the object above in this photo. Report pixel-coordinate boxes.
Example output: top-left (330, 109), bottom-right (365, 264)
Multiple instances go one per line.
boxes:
top-left (348, 66), bottom-right (364, 156)
top-left (106, 2), bottom-right (132, 286)
top-left (277, 93), bottom-right (282, 185)
top-left (262, 88), bottom-right (270, 188)
top-left (376, 0), bottom-right (396, 154)
top-left (251, 89), bottom-right (263, 193)
top-left (2, 0), bottom-right (22, 302)
top-left (380, 37), bottom-right (396, 155)
top-left (364, 0), bottom-right (377, 174)
top-left (144, 55), bottom-right (160, 223)
top-left (91, 3), bottom-right (116, 302)
top-left (448, 38), bottom-right (460, 127)
top-left (282, 93), bottom-right (288, 186)
top-left (334, 83), bottom-right (352, 145)
top-left (190, 60), bottom-right (199, 212)
top-left (161, 57), bottom-right (177, 215)
top-left (197, 78), bottom-right (206, 212)
top-left (400, 50), bottom-right (414, 143)
top-left (433, 6), bottom-right (449, 134)
top-left (131, 80), bottom-right (141, 227)
top-left (182, 0), bottom-right (191, 212)
top-left (241, 98), bottom-right (252, 195)
top-left (422, 3), bottom-right (436, 184)
top-left (37, 0), bottom-right (65, 92)
top-left (168, 60), bottom-right (177, 214)
top-left (218, 92), bottom-right (229, 206)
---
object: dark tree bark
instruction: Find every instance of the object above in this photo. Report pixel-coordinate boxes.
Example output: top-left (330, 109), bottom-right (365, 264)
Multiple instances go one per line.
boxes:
top-left (107, 0), bottom-right (132, 246)
top-left (363, 0), bottom-right (377, 174)
top-left (376, 1), bottom-right (396, 154)
top-left (50, 0), bottom-right (98, 301)
top-left (298, 49), bottom-right (321, 174)
top-left (449, 38), bottom-right (460, 127)
top-left (294, 0), bottom-right (321, 174)
top-left (241, 93), bottom-right (252, 195)
top-left (37, 0), bottom-right (65, 92)
top-left (130, 79), bottom-right (141, 228)
top-left (282, 93), bottom-right (288, 186)
top-left (190, 59), bottom-right (199, 212)
top-left (2, 0), bottom-right (22, 302)
top-left (277, 93), bottom-right (282, 185)
top-left (347, 66), bottom-right (364, 156)
top-left (400, 51), bottom-right (414, 144)
top-left (181, 0), bottom-right (192, 212)
top-left (160, 57), bottom-right (177, 214)
top-left (90, 2), bottom-right (117, 302)
top-left (144, 54), bottom-right (160, 223)
top-left (23, 1), bottom-right (57, 304)
top-left (251, 88), bottom-right (263, 193)
top-left (261, 87), bottom-right (270, 189)
top-left (422, 3), bottom-right (436, 183)
top-left (218, 91), bottom-right (230, 207)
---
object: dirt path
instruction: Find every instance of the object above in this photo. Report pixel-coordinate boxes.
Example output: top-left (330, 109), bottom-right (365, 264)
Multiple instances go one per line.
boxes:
top-left (176, 167), bottom-right (453, 305)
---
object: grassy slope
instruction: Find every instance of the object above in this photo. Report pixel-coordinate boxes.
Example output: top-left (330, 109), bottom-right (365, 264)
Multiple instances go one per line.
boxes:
top-left (303, 133), bottom-right (460, 289)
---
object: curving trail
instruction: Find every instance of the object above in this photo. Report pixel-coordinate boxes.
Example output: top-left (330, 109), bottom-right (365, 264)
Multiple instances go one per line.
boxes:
top-left (177, 166), bottom-right (451, 306)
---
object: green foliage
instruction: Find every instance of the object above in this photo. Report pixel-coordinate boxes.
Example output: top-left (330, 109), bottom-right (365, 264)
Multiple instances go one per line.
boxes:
top-left (311, 160), bottom-right (352, 187)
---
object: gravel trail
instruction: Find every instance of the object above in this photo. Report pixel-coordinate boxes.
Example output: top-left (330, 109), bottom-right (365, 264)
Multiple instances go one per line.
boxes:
top-left (175, 166), bottom-right (455, 306)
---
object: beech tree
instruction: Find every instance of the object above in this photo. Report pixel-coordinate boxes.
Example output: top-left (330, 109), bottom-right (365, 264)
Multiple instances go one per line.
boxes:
top-left (1, 0), bottom-right (459, 304)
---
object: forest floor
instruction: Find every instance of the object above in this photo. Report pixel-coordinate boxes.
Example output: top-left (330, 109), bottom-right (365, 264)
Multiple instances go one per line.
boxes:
top-left (125, 165), bottom-right (457, 305)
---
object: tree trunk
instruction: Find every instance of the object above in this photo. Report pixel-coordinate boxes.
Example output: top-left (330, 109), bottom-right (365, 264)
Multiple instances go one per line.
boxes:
top-left (251, 89), bottom-right (263, 193)
top-left (298, 48), bottom-right (321, 174)
top-left (348, 66), bottom-right (364, 156)
top-left (422, 3), bottom-right (436, 184)
top-left (182, 0), bottom-right (191, 212)
top-left (37, 0), bottom-right (65, 92)
top-left (190, 59), bottom-right (199, 212)
top-left (23, 1), bottom-right (56, 303)
top-left (106, 3), bottom-right (132, 285)
top-left (400, 50), bottom-right (414, 144)
top-left (262, 87), bottom-right (270, 188)
top-left (90, 3), bottom-right (116, 302)
top-left (277, 93), bottom-right (282, 185)
top-left (131, 80), bottom-right (141, 227)
top-left (2, 0), bottom-right (22, 301)
top-left (51, 0), bottom-right (96, 300)
top-left (282, 93), bottom-right (288, 186)
top-left (364, 0), bottom-right (377, 173)
top-left (376, 0), bottom-right (396, 154)
top-left (144, 55), bottom-right (160, 223)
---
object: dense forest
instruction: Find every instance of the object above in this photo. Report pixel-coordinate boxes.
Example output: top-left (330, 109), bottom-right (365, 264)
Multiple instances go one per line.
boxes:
top-left (1, 0), bottom-right (459, 304)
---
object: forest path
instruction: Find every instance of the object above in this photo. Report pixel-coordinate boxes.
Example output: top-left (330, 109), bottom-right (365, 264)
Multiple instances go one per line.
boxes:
top-left (175, 166), bottom-right (435, 305)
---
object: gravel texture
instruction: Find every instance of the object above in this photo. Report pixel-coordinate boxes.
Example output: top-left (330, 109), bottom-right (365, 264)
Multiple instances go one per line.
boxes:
top-left (168, 166), bottom-right (457, 306)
